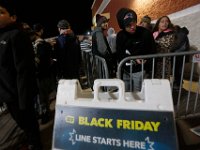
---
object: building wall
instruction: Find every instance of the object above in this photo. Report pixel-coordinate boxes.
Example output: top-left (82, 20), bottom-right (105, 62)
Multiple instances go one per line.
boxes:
top-left (92, 0), bottom-right (200, 49)
top-left (168, 4), bottom-right (200, 49)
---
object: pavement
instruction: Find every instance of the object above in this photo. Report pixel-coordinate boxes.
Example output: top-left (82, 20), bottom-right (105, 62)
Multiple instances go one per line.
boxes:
top-left (0, 98), bottom-right (56, 150)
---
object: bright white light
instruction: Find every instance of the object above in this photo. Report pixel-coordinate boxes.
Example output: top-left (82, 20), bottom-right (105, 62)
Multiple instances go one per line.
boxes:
top-left (87, 31), bottom-right (91, 35)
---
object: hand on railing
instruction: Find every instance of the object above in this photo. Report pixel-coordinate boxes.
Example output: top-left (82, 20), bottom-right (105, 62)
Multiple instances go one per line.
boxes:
top-left (136, 59), bottom-right (147, 64)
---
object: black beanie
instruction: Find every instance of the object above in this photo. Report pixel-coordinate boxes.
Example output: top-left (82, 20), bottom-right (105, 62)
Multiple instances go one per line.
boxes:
top-left (0, 0), bottom-right (16, 16)
top-left (96, 14), bottom-right (108, 27)
top-left (57, 19), bottom-right (70, 29)
top-left (116, 8), bottom-right (137, 29)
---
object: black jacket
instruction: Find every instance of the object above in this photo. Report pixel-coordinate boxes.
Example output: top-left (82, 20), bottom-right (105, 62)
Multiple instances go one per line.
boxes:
top-left (54, 33), bottom-right (81, 79)
top-left (116, 26), bottom-right (156, 73)
top-left (171, 26), bottom-right (190, 53)
top-left (34, 39), bottom-right (52, 78)
top-left (0, 24), bottom-right (38, 109)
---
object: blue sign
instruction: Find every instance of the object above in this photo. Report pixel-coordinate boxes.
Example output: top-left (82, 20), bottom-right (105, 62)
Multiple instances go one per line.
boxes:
top-left (53, 105), bottom-right (178, 150)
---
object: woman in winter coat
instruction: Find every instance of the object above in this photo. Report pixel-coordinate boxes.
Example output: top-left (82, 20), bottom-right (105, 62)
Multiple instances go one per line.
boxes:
top-left (153, 16), bottom-right (175, 79)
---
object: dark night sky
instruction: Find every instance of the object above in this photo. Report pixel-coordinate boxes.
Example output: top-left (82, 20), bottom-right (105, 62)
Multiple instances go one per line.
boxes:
top-left (15, 0), bottom-right (94, 38)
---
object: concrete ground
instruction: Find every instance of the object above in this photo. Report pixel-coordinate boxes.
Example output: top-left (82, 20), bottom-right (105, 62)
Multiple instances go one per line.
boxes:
top-left (0, 98), bottom-right (56, 150)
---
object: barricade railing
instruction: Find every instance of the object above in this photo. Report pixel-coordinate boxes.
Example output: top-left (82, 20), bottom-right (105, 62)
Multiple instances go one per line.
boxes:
top-left (80, 44), bottom-right (94, 89)
top-left (93, 55), bottom-right (109, 79)
top-left (117, 50), bottom-right (200, 119)
top-left (80, 45), bottom-right (109, 89)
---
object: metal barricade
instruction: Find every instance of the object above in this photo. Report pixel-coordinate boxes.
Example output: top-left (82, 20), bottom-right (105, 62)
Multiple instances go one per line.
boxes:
top-left (93, 55), bottom-right (109, 79)
top-left (80, 43), bottom-right (109, 89)
top-left (117, 50), bottom-right (200, 119)
top-left (80, 42), bottom-right (94, 89)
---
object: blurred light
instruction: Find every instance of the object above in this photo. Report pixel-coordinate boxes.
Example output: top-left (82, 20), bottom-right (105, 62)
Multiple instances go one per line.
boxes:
top-left (87, 31), bottom-right (91, 35)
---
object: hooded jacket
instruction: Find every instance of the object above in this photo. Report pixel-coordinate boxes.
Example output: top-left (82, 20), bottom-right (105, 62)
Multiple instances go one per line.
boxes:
top-left (171, 26), bottom-right (190, 53)
top-left (55, 30), bottom-right (81, 79)
top-left (92, 27), bottom-right (112, 58)
top-left (116, 8), bottom-right (156, 73)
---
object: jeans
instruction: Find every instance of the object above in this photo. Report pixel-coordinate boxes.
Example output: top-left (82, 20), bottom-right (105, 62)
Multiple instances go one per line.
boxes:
top-left (123, 70), bottom-right (146, 92)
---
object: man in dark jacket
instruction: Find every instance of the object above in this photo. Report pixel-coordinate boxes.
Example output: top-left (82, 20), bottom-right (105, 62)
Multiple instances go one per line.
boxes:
top-left (54, 19), bottom-right (81, 80)
top-left (0, 0), bottom-right (42, 149)
top-left (116, 8), bottom-right (156, 91)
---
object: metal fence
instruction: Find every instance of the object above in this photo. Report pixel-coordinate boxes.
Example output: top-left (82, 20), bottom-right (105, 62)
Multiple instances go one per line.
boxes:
top-left (80, 43), bottom-right (109, 89)
top-left (116, 50), bottom-right (200, 119)
top-left (80, 39), bottom-right (200, 119)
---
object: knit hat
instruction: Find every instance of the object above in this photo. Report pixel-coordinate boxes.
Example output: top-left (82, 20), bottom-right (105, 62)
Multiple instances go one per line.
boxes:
top-left (96, 14), bottom-right (108, 27)
top-left (57, 19), bottom-right (70, 29)
top-left (141, 15), bottom-right (151, 24)
top-left (116, 8), bottom-right (137, 29)
top-left (0, 0), bottom-right (16, 16)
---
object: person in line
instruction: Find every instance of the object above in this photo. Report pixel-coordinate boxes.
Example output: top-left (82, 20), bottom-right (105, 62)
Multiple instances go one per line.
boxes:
top-left (139, 15), bottom-right (153, 31)
top-left (54, 19), bottom-right (82, 80)
top-left (19, 22), bottom-right (32, 33)
top-left (171, 25), bottom-right (190, 89)
top-left (92, 14), bottom-right (116, 78)
top-left (116, 8), bottom-right (156, 91)
top-left (153, 16), bottom-right (175, 79)
top-left (0, 0), bottom-right (42, 149)
top-left (32, 23), bottom-right (55, 124)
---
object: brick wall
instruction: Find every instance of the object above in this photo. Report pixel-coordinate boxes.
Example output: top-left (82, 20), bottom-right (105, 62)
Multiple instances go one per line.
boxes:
top-left (100, 0), bottom-right (200, 49)
top-left (92, 0), bottom-right (200, 49)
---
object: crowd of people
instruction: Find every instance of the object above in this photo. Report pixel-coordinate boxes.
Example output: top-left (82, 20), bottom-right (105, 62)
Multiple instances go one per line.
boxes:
top-left (0, 0), bottom-right (190, 149)
top-left (92, 8), bottom-right (190, 91)
top-left (0, 0), bottom-right (81, 149)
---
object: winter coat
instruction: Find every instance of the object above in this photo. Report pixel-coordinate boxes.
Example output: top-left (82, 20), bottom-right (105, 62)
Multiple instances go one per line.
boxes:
top-left (153, 30), bottom-right (175, 78)
top-left (0, 24), bottom-right (38, 109)
top-left (92, 27), bottom-right (112, 58)
top-left (33, 38), bottom-right (52, 78)
top-left (171, 26), bottom-right (190, 53)
top-left (92, 27), bottom-right (117, 78)
top-left (54, 33), bottom-right (81, 79)
top-left (116, 26), bottom-right (156, 73)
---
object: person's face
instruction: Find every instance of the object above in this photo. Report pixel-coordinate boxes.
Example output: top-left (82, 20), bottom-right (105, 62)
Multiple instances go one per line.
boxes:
top-left (101, 21), bottom-right (108, 30)
top-left (140, 22), bottom-right (149, 29)
top-left (0, 6), bottom-right (16, 28)
top-left (158, 17), bottom-right (170, 32)
top-left (125, 21), bottom-right (137, 34)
